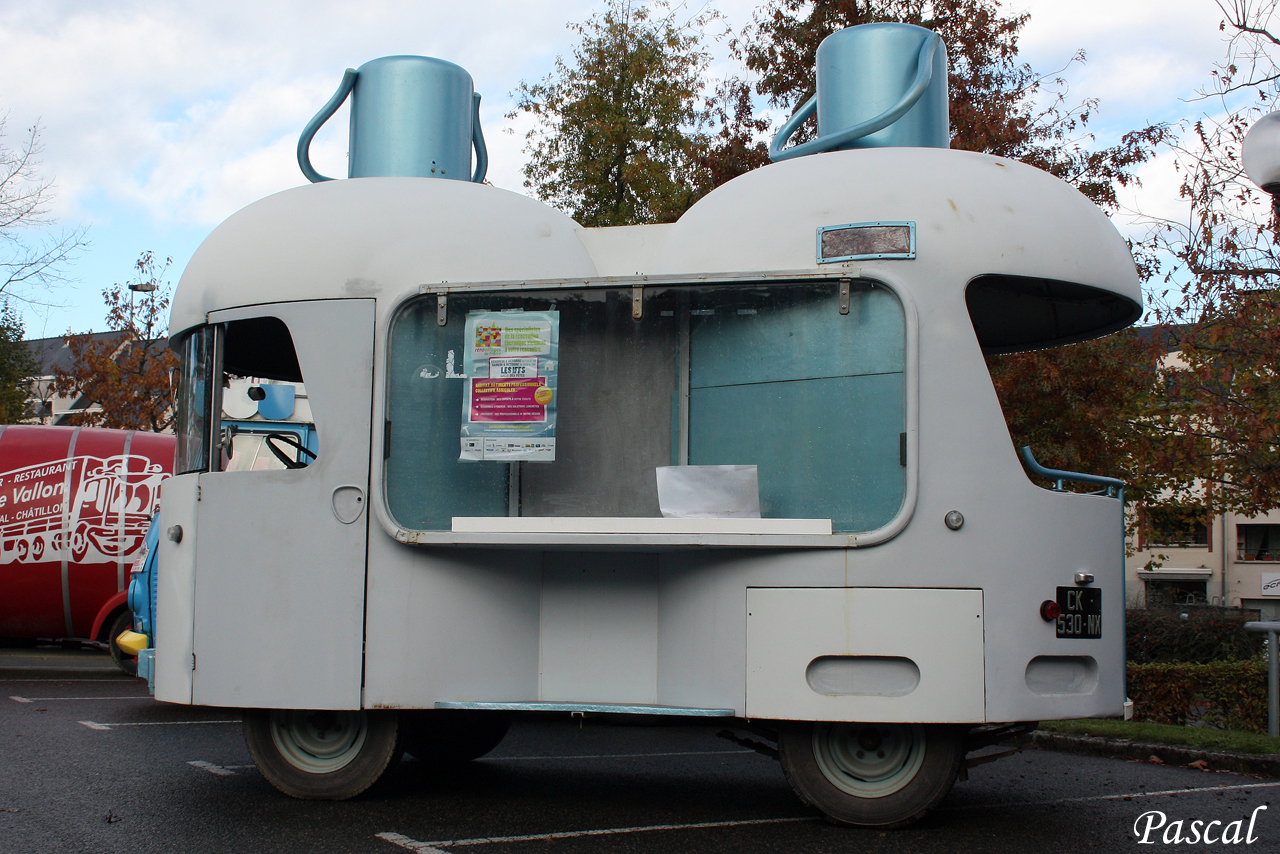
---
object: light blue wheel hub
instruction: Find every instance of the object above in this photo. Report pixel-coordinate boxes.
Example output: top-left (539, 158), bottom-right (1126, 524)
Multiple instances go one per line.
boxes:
top-left (269, 709), bottom-right (369, 773)
top-left (811, 722), bottom-right (927, 798)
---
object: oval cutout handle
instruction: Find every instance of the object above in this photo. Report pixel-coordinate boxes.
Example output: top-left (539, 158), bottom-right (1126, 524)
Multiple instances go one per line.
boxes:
top-left (298, 68), bottom-right (357, 183)
top-left (331, 485), bottom-right (366, 524)
top-left (471, 92), bottom-right (488, 183)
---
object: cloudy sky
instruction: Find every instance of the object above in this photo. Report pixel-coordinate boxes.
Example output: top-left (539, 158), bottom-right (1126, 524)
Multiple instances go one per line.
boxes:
top-left (0, 0), bottom-right (1245, 337)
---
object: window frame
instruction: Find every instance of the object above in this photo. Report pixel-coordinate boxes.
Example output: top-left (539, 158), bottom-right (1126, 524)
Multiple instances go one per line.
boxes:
top-left (376, 270), bottom-right (921, 550)
top-left (1237, 524), bottom-right (1280, 562)
top-left (1143, 504), bottom-right (1210, 549)
top-left (174, 326), bottom-right (216, 476)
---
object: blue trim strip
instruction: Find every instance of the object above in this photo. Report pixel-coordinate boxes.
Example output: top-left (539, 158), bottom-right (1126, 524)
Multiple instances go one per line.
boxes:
top-left (435, 701), bottom-right (736, 717)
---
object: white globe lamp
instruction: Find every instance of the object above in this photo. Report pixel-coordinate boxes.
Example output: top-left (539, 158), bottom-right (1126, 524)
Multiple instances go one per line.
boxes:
top-left (1243, 111), bottom-right (1280, 193)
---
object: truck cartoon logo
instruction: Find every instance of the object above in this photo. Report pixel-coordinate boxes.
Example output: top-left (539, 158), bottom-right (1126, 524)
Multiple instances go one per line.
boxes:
top-left (0, 454), bottom-right (167, 565)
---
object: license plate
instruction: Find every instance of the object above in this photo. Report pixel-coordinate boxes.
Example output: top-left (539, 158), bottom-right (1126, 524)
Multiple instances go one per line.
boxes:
top-left (1056, 587), bottom-right (1101, 639)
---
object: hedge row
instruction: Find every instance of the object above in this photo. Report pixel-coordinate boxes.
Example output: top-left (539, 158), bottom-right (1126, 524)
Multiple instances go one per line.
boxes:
top-left (1127, 660), bottom-right (1269, 733)
top-left (1126, 608), bottom-right (1264, 664)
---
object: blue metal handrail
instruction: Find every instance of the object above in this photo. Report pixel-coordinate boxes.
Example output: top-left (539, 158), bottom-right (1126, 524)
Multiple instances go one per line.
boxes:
top-left (1019, 446), bottom-right (1124, 499)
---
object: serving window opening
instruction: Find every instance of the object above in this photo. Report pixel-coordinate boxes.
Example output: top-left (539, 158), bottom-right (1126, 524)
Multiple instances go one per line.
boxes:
top-left (215, 316), bottom-right (319, 472)
top-left (384, 281), bottom-right (907, 535)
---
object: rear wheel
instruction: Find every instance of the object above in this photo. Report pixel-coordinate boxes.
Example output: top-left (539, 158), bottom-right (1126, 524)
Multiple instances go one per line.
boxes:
top-left (399, 710), bottom-right (510, 764)
top-left (778, 722), bottom-right (963, 828)
top-left (243, 708), bottom-right (401, 799)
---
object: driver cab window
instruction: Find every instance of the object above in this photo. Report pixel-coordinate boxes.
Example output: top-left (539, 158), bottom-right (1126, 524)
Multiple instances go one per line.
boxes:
top-left (217, 317), bottom-right (318, 472)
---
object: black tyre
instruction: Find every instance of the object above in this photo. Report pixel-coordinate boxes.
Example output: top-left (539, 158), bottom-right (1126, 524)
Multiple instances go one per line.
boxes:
top-left (106, 609), bottom-right (137, 676)
top-left (778, 721), bottom-right (964, 828)
top-left (243, 708), bottom-right (401, 799)
top-left (399, 710), bottom-right (510, 764)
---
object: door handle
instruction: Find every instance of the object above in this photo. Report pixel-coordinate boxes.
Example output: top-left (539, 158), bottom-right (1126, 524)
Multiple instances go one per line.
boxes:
top-left (331, 485), bottom-right (366, 524)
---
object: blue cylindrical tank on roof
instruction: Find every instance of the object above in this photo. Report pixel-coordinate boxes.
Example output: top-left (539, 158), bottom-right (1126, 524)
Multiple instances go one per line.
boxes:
top-left (770, 23), bottom-right (950, 161)
top-left (298, 55), bottom-right (488, 183)
top-left (817, 23), bottom-right (949, 150)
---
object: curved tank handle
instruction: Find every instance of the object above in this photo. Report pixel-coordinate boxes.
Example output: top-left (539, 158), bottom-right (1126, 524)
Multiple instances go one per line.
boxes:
top-left (769, 33), bottom-right (941, 162)
top-left (298, 68), bottom-right (357, 183)
top-left (471, 91), bottom-right (488, 183)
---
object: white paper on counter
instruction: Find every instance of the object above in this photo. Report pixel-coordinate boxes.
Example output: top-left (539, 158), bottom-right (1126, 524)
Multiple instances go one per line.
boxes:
top-left (655, 465), bottom-right (761, 518)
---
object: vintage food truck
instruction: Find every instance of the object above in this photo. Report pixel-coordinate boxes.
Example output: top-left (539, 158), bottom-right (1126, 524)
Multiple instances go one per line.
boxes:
top-left (148, 25), bottom-right (1138, 826)
top-left (0, 425), bottom-right (172, 672)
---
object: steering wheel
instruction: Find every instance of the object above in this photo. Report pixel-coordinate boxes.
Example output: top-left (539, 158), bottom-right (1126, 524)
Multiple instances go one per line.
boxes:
top-left (264, 433), bottom-right (317, 470)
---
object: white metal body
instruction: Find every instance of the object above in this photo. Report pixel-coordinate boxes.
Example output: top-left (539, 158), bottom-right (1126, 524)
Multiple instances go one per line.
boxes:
top-left (156, 147), bottom-right (1136, 725)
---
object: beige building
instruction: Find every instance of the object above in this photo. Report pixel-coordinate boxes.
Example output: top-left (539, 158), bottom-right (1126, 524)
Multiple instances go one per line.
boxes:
top-left (1127, 503), bottom-right (1280, 617)
top-left (1121, 335), bottom-right (1280, 615)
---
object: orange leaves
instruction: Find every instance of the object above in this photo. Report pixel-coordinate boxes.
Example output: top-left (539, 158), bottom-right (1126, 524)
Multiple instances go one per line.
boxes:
top-left (50, 252), bottom-right (178, 433)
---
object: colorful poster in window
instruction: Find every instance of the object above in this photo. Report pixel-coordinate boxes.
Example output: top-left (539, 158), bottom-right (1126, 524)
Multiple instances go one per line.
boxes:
top-left (460, 310), bottom-right (558, 461)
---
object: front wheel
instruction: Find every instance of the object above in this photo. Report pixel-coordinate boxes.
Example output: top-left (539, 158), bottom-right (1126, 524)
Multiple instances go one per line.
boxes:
top-left (106, 609), bottom-right (137, 676)
top-left (243, 708), bottom-right (401, 799)
top-left (778, 722), bottom-right (964, 828)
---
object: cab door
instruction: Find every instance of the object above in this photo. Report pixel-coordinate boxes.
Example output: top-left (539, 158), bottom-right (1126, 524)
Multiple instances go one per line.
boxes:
top-left (191, 299), bottom-right (374, 709)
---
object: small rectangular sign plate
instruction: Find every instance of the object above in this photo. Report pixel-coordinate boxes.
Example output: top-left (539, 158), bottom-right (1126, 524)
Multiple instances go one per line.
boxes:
top-left (1056, 587), bottom-right (1102, 639)
top-left (817, 221), bottom-right (916, 263)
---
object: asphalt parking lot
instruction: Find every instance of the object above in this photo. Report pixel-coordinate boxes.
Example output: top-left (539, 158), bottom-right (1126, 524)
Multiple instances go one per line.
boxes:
top-left (3, 647), bottom-right (1280, 854)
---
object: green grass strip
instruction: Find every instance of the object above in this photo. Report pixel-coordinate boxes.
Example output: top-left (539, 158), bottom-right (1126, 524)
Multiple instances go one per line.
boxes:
top-left (1038, 719), bottom-right (1280, 755)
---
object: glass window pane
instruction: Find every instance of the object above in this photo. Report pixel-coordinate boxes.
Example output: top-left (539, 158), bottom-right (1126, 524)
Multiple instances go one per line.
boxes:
top-left (174, 328), bottom-right (213, 475)
top-left (687, 282), bottom-right (905, 531)
top-left (385, 282), bottom-right (906, 534)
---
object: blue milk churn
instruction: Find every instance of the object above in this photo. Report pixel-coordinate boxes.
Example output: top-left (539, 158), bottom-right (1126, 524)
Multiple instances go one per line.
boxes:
top-left (770, 23), bottom-right (949, 161)
top-left (298, 55), bottom-right (488, 183)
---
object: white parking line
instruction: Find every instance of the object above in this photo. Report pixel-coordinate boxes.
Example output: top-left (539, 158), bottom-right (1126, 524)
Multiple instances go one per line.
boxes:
top-left (11, 695), bottom-right (147, 702)
top-left (376, 780), bottom-right (1280, 851)
top-left (482, 749), bottom-right (753, 762)
top-left (78, 719), bottom-right (239, 730)
top-left (377, 817), bottom-right (815, 852)
top-left (0, 679), bottom-right (130, 683)
top-left (187, 760), bottom-right (254, 776)
top-left (944, 780), bottom-right (1280, 811)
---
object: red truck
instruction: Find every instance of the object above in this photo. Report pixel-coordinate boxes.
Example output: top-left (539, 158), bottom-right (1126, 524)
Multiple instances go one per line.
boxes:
top-left (0, 425), bottom-right (173, 672)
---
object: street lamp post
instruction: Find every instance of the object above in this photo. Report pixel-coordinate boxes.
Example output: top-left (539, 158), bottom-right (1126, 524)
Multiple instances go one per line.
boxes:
top-left (128, 280), bottom-right (157, 332)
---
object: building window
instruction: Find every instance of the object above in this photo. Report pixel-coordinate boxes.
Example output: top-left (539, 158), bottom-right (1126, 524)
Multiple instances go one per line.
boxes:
top-left (1238, 524), bottom-right (1280, 561)
top-left (1144, 579), bottom-right (1208, 606)
top-left (1145, 505), bottom-right (1208, 547)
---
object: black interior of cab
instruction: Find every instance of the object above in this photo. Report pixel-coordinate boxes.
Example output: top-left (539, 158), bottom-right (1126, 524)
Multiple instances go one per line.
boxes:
top-left (223, 316), bottom-right (303, 382)
top-left (965, 275), bottom-right (1142, 355)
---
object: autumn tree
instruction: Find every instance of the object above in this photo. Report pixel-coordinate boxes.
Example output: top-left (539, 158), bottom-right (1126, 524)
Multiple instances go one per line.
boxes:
top-left (736, 0), bottom-right (1167, 207)
top-left (0, 113), bottom-right (87, 302)
top-left (511, 0), bottom-right (726, 226)
top-left (1134, 0), bottom-right (1280, 516)
top-left (0, 301), bottom-right (35, 423)
top-left (53, 251), bottom-right (178, 432)
top-left (983, 330), bottom-right (1164, 501)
